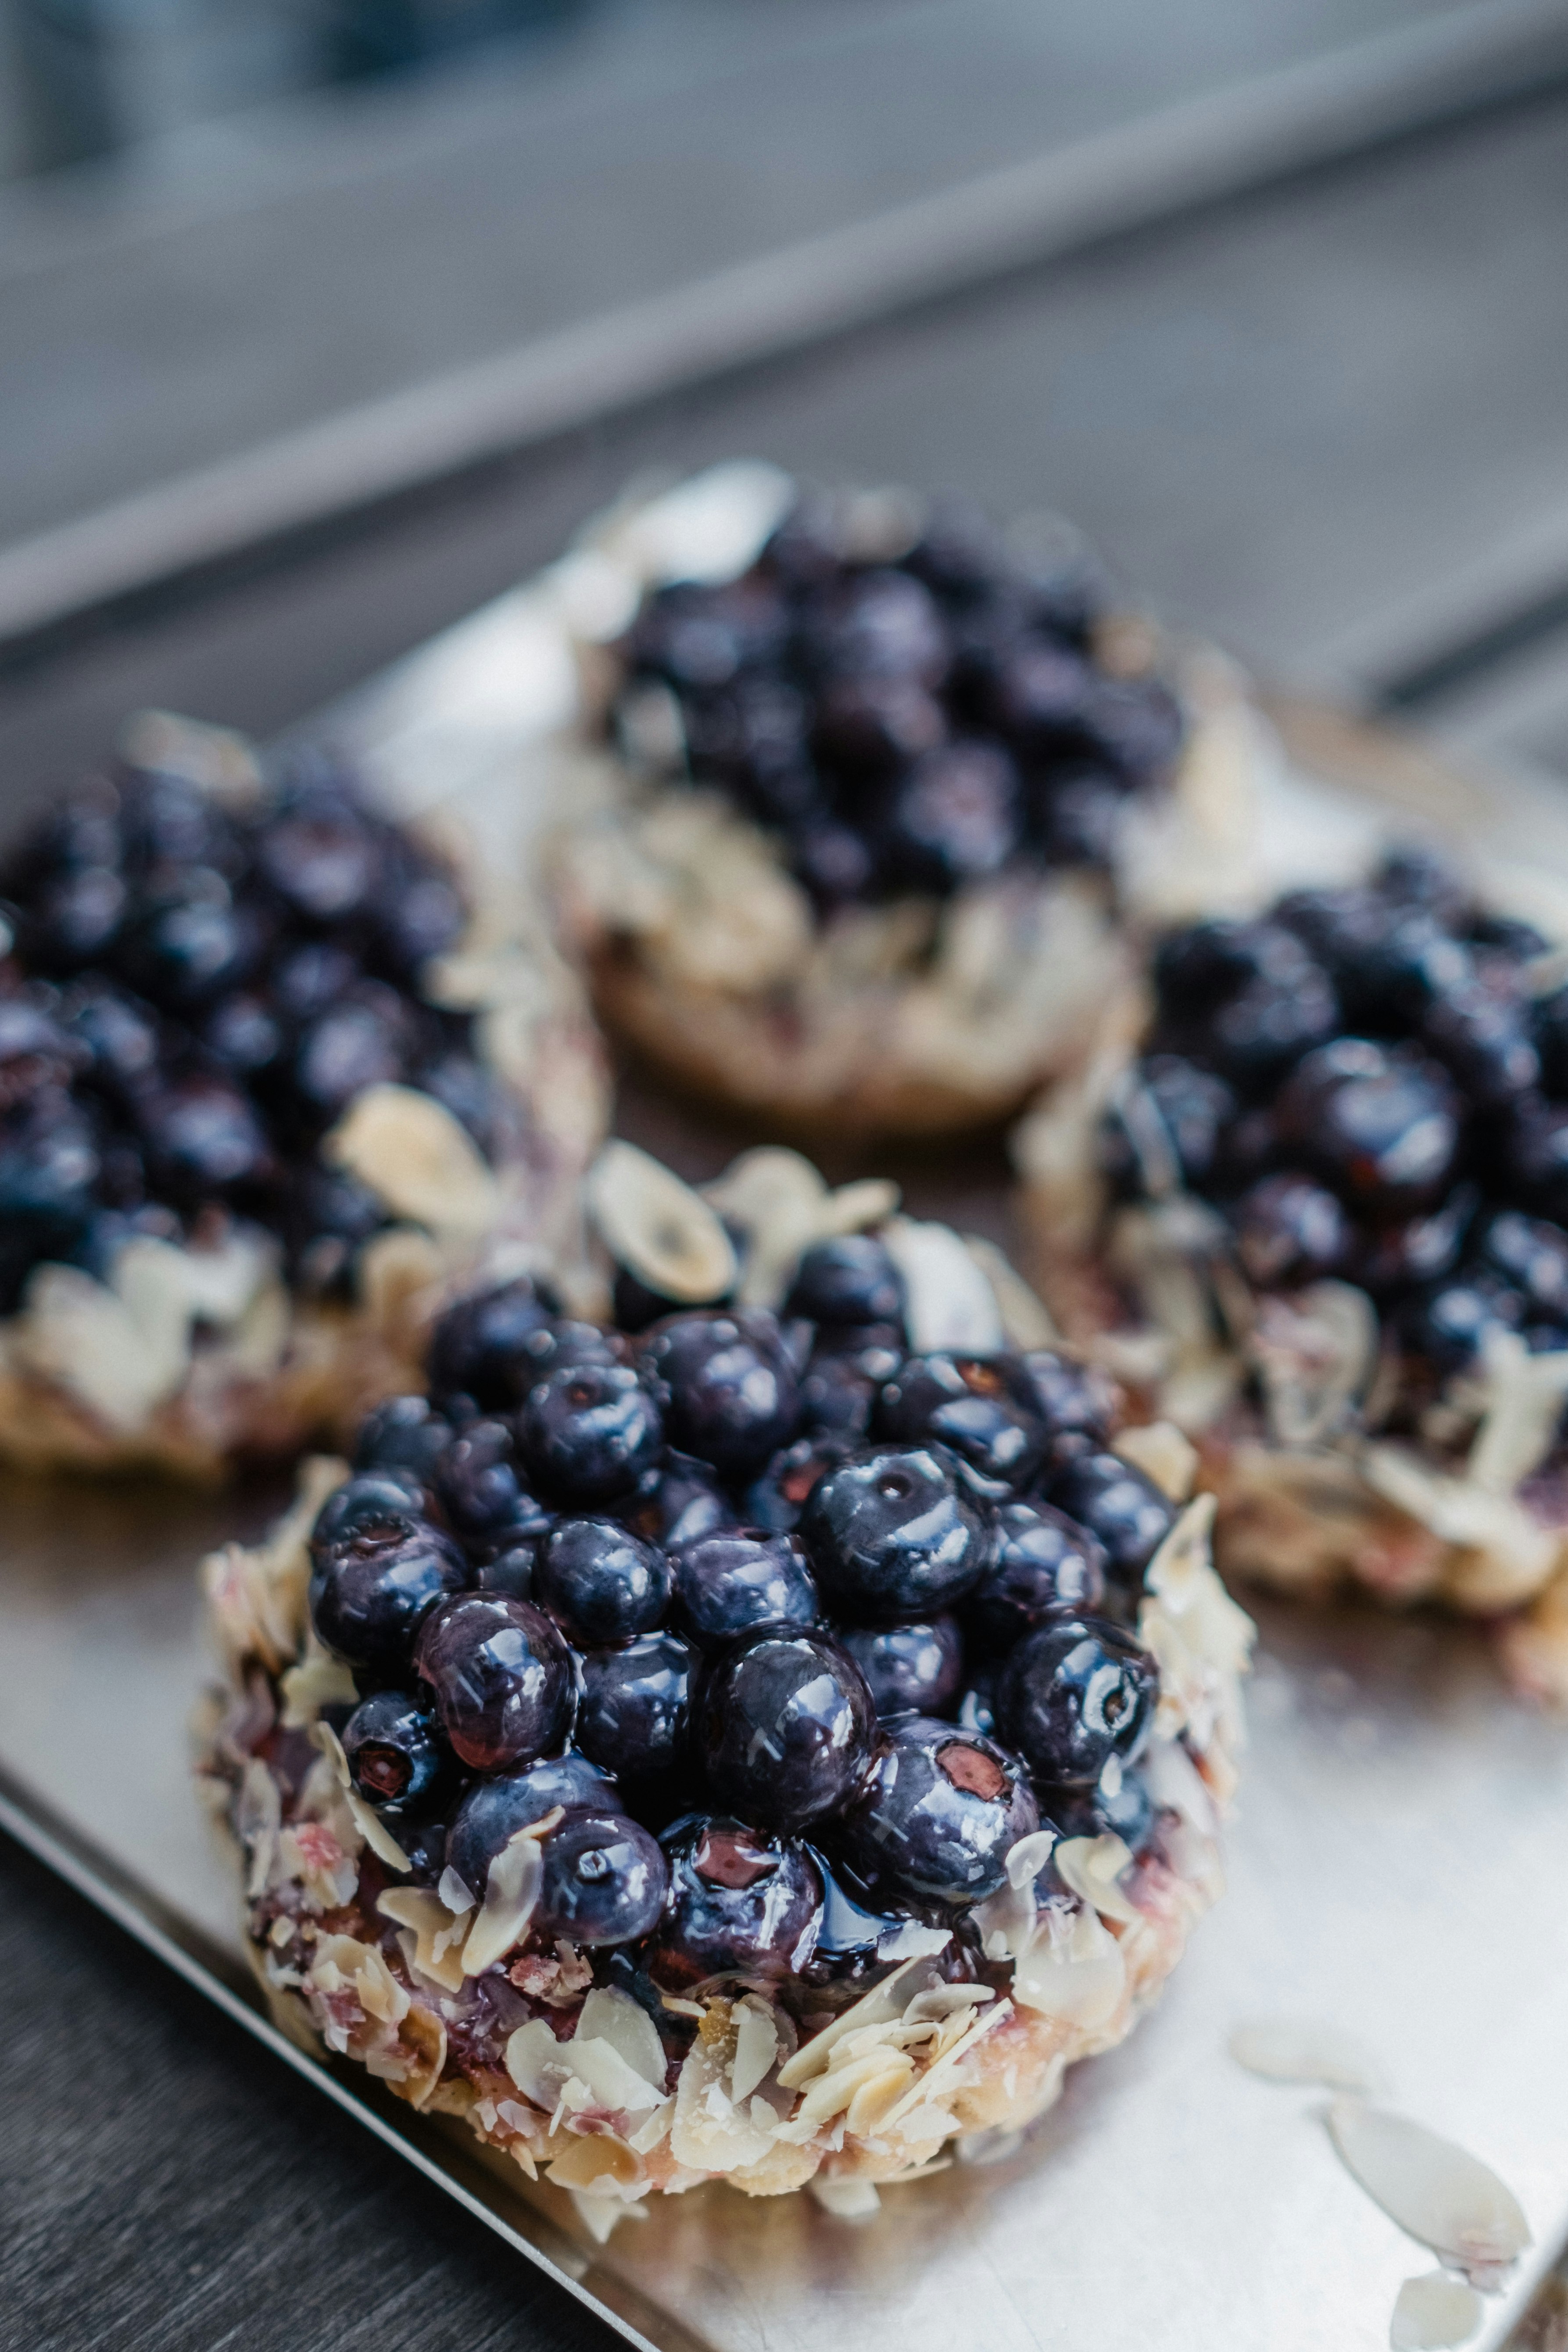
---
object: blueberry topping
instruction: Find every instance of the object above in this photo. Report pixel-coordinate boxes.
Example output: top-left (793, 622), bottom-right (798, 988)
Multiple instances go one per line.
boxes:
top-left (641, 1310), bottom-right (800, 1479)
top-left (414, 1594), bottom-right (574, 1771)
top-left (527, 1806), bottom-right (669, 1947)
top-left (537, 1518), bottom-right (673, 1647)
top-left (426, 1277), bottom-right (561, 1411)
top-left (648, 1816), bottom-right (823, 1990)
top-left (1044, 1451), bottom-right (1174, 1589)
top-left (341, 1689), bottom-right (449, 1817)
top-left (995, 1617), bottom-right (1158, 1790)
top-left (576, 1630), bottom-right (694, 1784)
top-left (875, 1351), bottom-right (1045, 1493)
top-left (839, 1615), bottom-right (963, 1718)
top-left (967, 1500), bottom-right (1107, 1650)
top-left (434, 1420), bottom-right (552, 1554)
top-left (444, 1749), bottom-right (616, 1897)
top-left (517, 1358), bottom-right (665, 1507)
top-left (1013, 1350), bottom-right (1117, 1445)
top-left (353, 1394), bottom-right (453, 1486)
top-left (673, 1530), bottom-right (819, 1648)
top-left (695, 1629), bottom-right (875, 1832)
top-left (799, 1444), bottom-right (988, 1624)
top-left (835, 1716), bottom-right (1038, 1905)
top-left (308, 1514), bottom-right (468, 1681)
top-left (1278, 1039), bottom-right (1461, 1218)
top-left (783, 1234), bottom-right (906, 1329)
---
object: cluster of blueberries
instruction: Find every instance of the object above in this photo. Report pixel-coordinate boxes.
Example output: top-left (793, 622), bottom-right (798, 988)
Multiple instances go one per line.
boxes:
top-left (308, 1231), bottom-right (1177, 1990)
top-left (0, 755), bottom-right (503, 1317)
top-left (1103, 848), bottom-right (1568, 1391)
top-left (616, 495), bottom-right (1185, 909)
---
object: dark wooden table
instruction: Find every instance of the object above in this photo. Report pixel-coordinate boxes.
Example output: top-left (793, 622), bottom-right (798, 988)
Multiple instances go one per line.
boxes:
top-left (6, 52), bottom-right (1568, 2352)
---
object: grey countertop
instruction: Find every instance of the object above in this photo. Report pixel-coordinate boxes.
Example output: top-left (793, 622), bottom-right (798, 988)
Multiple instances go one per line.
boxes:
top-left (5, 51), bottom-right (1568, 2352)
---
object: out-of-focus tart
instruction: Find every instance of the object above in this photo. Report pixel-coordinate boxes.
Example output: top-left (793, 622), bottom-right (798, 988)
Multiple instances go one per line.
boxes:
top-left (1015, 843), bottom-right (1568, 1700)
top-left (200, 1140), bottom-right (1250, 2230)
top-left (0, 714), bottom-right (605, 1479)
top-left (548, 464), bottom-right (1269, 1141)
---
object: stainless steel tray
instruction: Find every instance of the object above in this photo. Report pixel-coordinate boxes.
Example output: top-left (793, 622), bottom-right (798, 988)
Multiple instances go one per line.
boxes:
top-left (4, 543), bottom-right (1568, 2352)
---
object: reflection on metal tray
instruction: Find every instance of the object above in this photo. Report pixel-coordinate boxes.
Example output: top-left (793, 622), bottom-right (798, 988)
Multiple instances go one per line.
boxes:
top-left (5, 526), bottom-right (1568, 2351)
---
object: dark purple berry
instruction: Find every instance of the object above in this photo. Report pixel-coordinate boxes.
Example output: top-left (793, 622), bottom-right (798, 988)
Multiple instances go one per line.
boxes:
top-left (696, 1629), bottom-right (875, 1832)
top-left (673, 1530), bottom-right (819, 1649)
top-left (537, 1518), bottom-right (673, 1646)
top-left (1014, 1349), bottom-right (1118, 1445)
top-left (255, 786), bottom-right (383, 924)
top-left (1397, 1278), bottom-right (1522, 1374)
top-left (967, 1501), bottom-right (1106, 1651)
top-left (799, 1445), bottom-right (988, 1624)
top-left (518, 1359), bottom-right (665, 1506)
top-left (875, 1352), bottom-right (1045, 1493)
top-left (576, 1630), bottom-right (694, 1783)
top-left (414, 1594), bottom-right (574, 1771)
top-left (1476, 1210), bottom-right (1568, 1320)
top-left (836, 1717), bottom-right (1038, 1905)
top-left (1044, 1450), bottom-right (1174, 1589)
top-left (426, 1276), bottom-right (560, 1411)
top-left (996, 1617), bottom-right (1158, 1790)
top-left (1422, 982), bottom-right (1539, 1107)
top-left (640, 1310), bottom-right (798, 1479)
top-left (354, 1394), bottom-right (453, 1486)
top-left (530, 1806), bottom-right (669, 1947)
top-left (434, 1420), bottom-right (551, 1554)
top-left (882, 741), bottom-right (1021, 892)
top-left (135, 1070), bottom-right (272, 1199)
top-left (840, 1616), bottom-right (963, 1718)
top-left (308, 1516), bottom-right (467, 1682)
top-left (1278, 1038), bottom-right (1461, 1220)
top-left (743, 1432), bottom-right (857, 1533)
top-left (623, 1451), bottom-right (735, 1552)
top-left (341, 1689), bottom-right (447, 1817)
top-left (1048, 1768), bottom-right (1156, 1853)
top-left (648, 1817), bottom-right (823, 1990)
top-left (1234, 1172), bottom-right (1350, 1288)
top-left (445, 1751), bottom-right (616, 1899)
top-left (1099, 1055), bottom-right (1236, 1196)
top-left (311, 1470), bottom-right (426, 1554)
top-left (783, 1233), bottom-right (906, 1329)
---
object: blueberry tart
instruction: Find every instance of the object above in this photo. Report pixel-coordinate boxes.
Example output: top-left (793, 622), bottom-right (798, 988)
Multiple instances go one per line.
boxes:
top-left (1016, 844), bottom-right (1568, 1697)
top-left (0, 712), bottom-right (605, 1477)
top-left (548, 463), bottom-right (1268, 1140)
top-left (201, 1140), bottom-right (1250, 2227)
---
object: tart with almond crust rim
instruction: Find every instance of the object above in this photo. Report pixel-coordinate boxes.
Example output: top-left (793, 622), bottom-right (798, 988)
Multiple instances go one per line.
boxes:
top-left (199, 1140), bottom-right (1250, 2229)
top-left (0, 711), bottom-right (607, 1479)
top-left (544, 463), bottom-right (1275, 1143)
top-left (1013, 840), bottom-right (1568, 1703)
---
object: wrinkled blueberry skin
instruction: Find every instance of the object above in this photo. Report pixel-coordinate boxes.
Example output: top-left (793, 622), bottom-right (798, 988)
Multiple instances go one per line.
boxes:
top-left (875, 1352), bottom-right (1045, 1493)
top-left (342, 1689), bottom-right (449, 1817)
top-left (799, 1445), bottom-right (988, 1625)
top-left (648, 1815), bottom-right (824, 1990)
top-left (695, 1629), bottom-right (875, 1832)
top-left (835, 1716), bottom-right (1038, 1906)
top-left (673, 1530), bottom-right (820, 1649)
top-left (414, 1594), bottom-right (574, 1772)
top-left (996, 1617), bottom-right (1158, 1790)
top-left (641, 1310), bottom-right (801, 1479)
top-left (354, 1394), bottom-right (454, 1487)
top-left (839, 1615), bottom-right (963, 1718)
top-left (966, 1501), bottom-right (1107, 1651)
top-left (1044, 1451), bottom-right (1174, 1589)
top-left (445, 1751), bottom-right (616, 1897)
top-left (576, 1630), bottom-right (694, 1783)
top-left (426, 1278), bottom-right (561, 1411)
top-left (537, 1518), bottom-right (673, 1647)
top-left (784, 1235), bottom-right (907, 1329)
top-left (309, 1516), bottom-right (469, 1682)
top-left (518, 1360), bottom-right (665, 1507)
top-left (531, 1806), bottom-right (670, 1947)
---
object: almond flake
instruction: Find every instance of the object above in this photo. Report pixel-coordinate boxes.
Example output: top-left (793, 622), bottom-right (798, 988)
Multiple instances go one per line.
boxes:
top-left (577, 1985), bottom-right (667, 2091)
top-left (809, 2175), bottom-right (881, 2220)
top-left (1327, 2100), bottom-right (1532, 2270)
top-left (461, 1814), bottom-right (557, 1976)
top-left (324, 1083), bottom-right (499, 1239)
top-left (1390, 2272), bottom-right (1485, 2349)
top-left (377, 1887), bottom-right (467, 1994)
top-left (1053, 1833), bottom-right (1139, 1925)
top-left (1229, 2017), bottom-right (1384, 2094)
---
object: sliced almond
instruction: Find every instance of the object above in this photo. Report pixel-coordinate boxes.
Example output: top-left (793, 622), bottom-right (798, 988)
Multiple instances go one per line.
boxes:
top-left (1327, 2100), bottom-right (1531, 2270)
top-left (1389, 2272), bottom-right (1485, 2350)
top-left (586, 1139), bottom-right (735, 1303)
top-left (1228, 2017), bottom-right (1384, 2094)
top-left (324, 1083), bottom-right (499, 1239)
top-left (461, 1811), bottom-right (559, 1976)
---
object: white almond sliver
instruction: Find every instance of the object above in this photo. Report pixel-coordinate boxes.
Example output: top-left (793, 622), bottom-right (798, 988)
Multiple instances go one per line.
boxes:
top-left (1229, 2017), bottom-right (1385, 2094)
top-left (324, 1083), bottom-right (499, 1238)
top-left (462, 1822), bottom-right (548, 1976)
top-left (1389, 2272), bottom-right (1485, 2350)
top-left (809, 2175), bottom-right (882, 2220)
top-left (730, 1997), bottom-right (780, 2104)
top-left (1053, 1833), bottom-right (1139, 1925)
top-left (437, 1865), bottom-right (476, 1915)
top-left (1327, 2100), bottom-right (1532, 2267)
top-left (577, 1984), bottom-right (667, 2091)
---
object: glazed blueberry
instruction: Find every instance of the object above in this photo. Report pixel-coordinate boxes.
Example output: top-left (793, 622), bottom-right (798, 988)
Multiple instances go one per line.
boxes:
top-left (1049, 1767), bottom-right (1156, 1853)
top-left (623, 1451), bottom-right (735, 1552)
top-left (1233, 1172), bottom-right (1351, 1288)
top-left (800, 1444), bottom-right (987, 1623)
top-left (1396, 1278), bottom-right (1523, 1374)
top-left (308, 1517), bottom-right (468, 1682)
top-left (283, 1164), bottom-right (388, 1295)
top-left (1337, 911), bottom-right (1472, 1031)
top-left (743, 1432), bottom-right (856, 1533)
top-left (1277, 1038), bottom-right (1461, 1219)
top-left (812, 674), bottom-right (946, 777)
top-left (311, 1470), bottom-right (427, 1554)
top-left (435, 1420), bottom-right (551, 1554)
top-left (1476, 1210), bottom-right (1568, 1320)
top-left (60, 980), bottom-right (158, 1099)
top-left (1422, 983), bottom-right (1539, 1107)
top-left (1099, 1055), bottom-right (1236, 1196)
top-left (576, 1629), bottom-right (694, 1783)
top-left (673, 1530), bottom-right (819, 1648)
top-left (836, 1717), bottom-right (1038, 1905)
top-left (967, 1501), bottom-right (1107, 1651)
top-left (882, 741), bottom-right (1022, 891)
top-left (201, 991), bottom-right (283, 1076)
top-left (291, 984), bottom-right (408, 1121)
top-left (956, 1668), bottom-right (997, 1740)
top-left (648, 1816), bottom-right (823, 1989)
top-left (518, 1359), bottom-right (665, 1506)
top-left (116, 875), bottom-right (266, 1011)
top-left (996, 1617), bottom-right (1158, 1790)
top-left (537, 1518), bottom-right (673, 1646)
top-left (1374, 845), bottom-right (1472, 927)
top-left (530, 1806), bottom-right (669, 1947)
top-left (1153, 917), bottom-right (1278, 1017)
top-left (783, 1234), bottom-right (906, 1330)
top-left (1504, 1099), bottom-right (1568, 1226)
top-left (797, 1347), bottom-right (883, 1436)
top-left (472, 1543), bottom-right (538, 1603)
top-left (135, 1070), bottom-right (272, 1199)
top-left (839, 1615), bottom-right (963, 1718)
top-left (445, 1750), bottom-right (617, 1898)
top-left (1348, 1185), bottom-right (1474, 1297)
top-left (414, 1594), bottom-right (574, 1771)
top-left (875, 1352), bottom-right (1045, 1493)
top-left (255, 784), bottom-right (384, 924)
top-left (1044, 1451), bottom-right (1174, 1589)
top-left (640, 1310), bottom-right (799, 1479)
top-left (354, 1394), bottom-right (453, 1486)
top-left (1204, 938), bottom-right (1338, 1088)
top-left (341, 1689), bottom-right (448, 1817)
top-left (695, 1629), bottom-right (875, 1832)
top-left (1014, 1350), bottom-right (1117, 1446)
top-left (426, 1276), bottom-right (560, 1411)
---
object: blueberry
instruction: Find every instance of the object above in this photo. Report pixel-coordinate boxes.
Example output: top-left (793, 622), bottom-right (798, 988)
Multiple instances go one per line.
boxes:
top-left (445, 1750), bottom-right (617, 1898)
top-left (798, 1445), bottom-right (987, 1624)
top-left (201, 991), bottom-right (284, 1077)
top-left (537, 1518), bottom-right (673, 1647)
top-left (1374, 845), bottom-right (1472, 927)
top-left (255, 784), bottom-right (384, 924)
top-left (1048, 1767), bottom-right (1156, 1853)
top-left (791, 819), bottom-right (880, 906)
top-left (882, 741), bottom-right (1021, 893)
top-left (1422, 982), bottom-right (1539, 1108)
top-left (836, 1717), bottom-right (1038, 1905)
top-left (875, 1353), bottom-right (1045, 1493)
top-left (1234, 1173), bottom-right (1350, 1288)
top-left (531, 1806), bottom-right (669, 1947)
top-left (135, 1070), bottom-right (272, 1200)
top-left (1079, 674), bottom-right (1185, 780)
top-left (374, 848), bottom-right (467, 980)
top-left (783, 1234), bottom-right (906, 1330)
top-left (116, 874), bottom-right (266, 1011)
top-left (0, 1090), bottom-right (100, 1281)
top-left (796, 1348), bottom-right (883, 1437)
top-left (311, 1470), bottom-right (427, 1554)
top-left (1348, 1185), bottom-right (1474, 1298)
top-left (1014, 1350), bottom-right (1117, 1446)
top-left (673, 1530), bottom-right (819, 1649)
top-left (434, 1420), bottom-right (551, 1554)
top-left (648, 1816), bottom-right (823, 1990)
top-left (1534, 985), bottom-right (1568, 1096)
top-left (1153, 917), bottom-right (1277, 1017)
top-left (272, 940), bottom-right (359, 1021)
top-left (1397, 1278), bottom-right (1523, 1375)
top-left (1099, 1055), bottom-right (1236, 1197)
top-left (839, 1615), bottom-right (963, 1718)
top-left (308, 1516), bottom-right (468, 1682)
top-left (341, 1689), bottom-right (448, 1818)
top-left (61, 980), bottom-right (159, 1100)
top-left (354, 1395), bottom-right (453, 1486)
top-left (742, 1432), bottom-right (857, 1533)
top-left (995, 1617), bottom-right (1158, 1790)
top-left (811, 675), bottom-right (946, 779)
top-left (802, 568), bottom-right (949, 685)
top-left (967, 1501), bottom-right (1107, 1651)
top-left (291, 983), bottom-right (410, 1123)
top-left (1504, 1098), bottom-right (1568, 1225)
top-left (956, 1668), bottom-right (997, 1740)
top-left (576, 1630), bottom-right (694, 1783)
top-left (1035, 769), bottom-right (1127, 868)
top-left (426, 1276), bottom-right (561, 1410)
top-left (283, 1163), bottom-right (388, 1294)
top-left (471, 1544), bottom-right (538, 1603)
top-left (1205, 959), bottom-right (1338, 1089)
top-left (21, 866), bottom-right (129, 972)
top-left (695, 1629), bottom-right (874, 1832)
top-left (117, 768), bottom-right (240, 876)
top-left (612, 1261), bottom-right (728, 1335)
top-left (1476, 1210), bottom-right (1568, 1320)
top-left (623, 1451), bottom-right (735, 1552)
top-left (1278, 1039), bottom-right (1461, 1219)
top-left (518, 1359), bottom-right (665, 1506)
top-left (1044, 1450), bottom-right (1174, 1590)
top-left (416, 1049), bottom-right (508, 1156)
top-left (414, 1594), bottom-right (574, 1771)
top-left (986, 639), bottom-right (1091, 748)
top-left (640, 1310), bottom-right (798, 1479)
